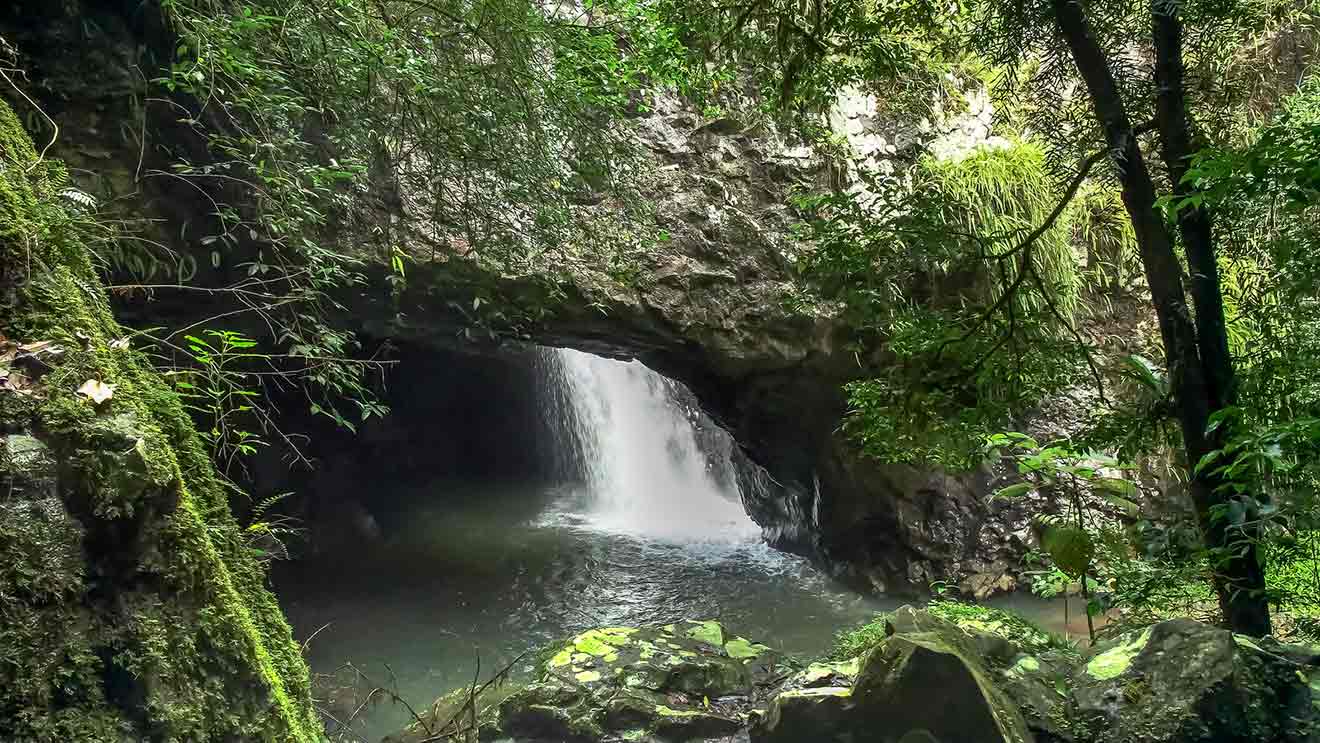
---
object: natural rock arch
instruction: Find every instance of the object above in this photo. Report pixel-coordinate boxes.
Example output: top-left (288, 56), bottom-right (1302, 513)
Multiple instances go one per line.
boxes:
top-left (0, 0), bottom-right (1026, 595)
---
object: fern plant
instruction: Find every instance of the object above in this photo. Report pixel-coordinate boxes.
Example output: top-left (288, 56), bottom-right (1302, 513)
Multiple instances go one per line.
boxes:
top-left (243, 491), bottom-right (303, 563)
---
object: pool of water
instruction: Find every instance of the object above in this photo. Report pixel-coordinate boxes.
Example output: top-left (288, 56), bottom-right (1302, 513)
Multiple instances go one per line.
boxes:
top-left (273, 478), bottom-right (1099, 741)
top-left (272, 350), bottom-right (1096, 741)
top-left (273, 479), bottom-right (898, 740)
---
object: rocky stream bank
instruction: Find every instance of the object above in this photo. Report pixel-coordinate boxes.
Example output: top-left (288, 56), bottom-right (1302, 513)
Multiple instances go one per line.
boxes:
top-left (384, 605), bottom-right (1320, 743)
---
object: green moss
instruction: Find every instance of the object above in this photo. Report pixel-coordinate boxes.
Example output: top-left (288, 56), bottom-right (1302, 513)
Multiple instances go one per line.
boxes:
top-left (926, 600), bottom-right (1071, 654)
top-left (686, 620), bottom-right (725, 646)
top-left (0, 100), bottom-right (319, 740)
top-left (829, 611), bottom-right (893, 661)
top-left (724, 636), bottom-right (772, 660)
top-left (655, 704), bottom-right (704, 717)
top-left (1085, 628), bottom-right (1152, 681)
top-left (1232, 634), bottom-right (1264, 653)
top-left (573, 627), bottom-right (635, 656)
top-left (830, 601), bottom-right (1072, 665)
top-left (799, 658), bottom-right (861, 685)
top-left (549, 647), bottom-right (574, 667)
top-left (1006, 655), bottom-right (1041, 678)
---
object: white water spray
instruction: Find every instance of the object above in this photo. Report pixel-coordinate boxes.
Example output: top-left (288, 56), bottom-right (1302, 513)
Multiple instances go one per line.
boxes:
top-left (545, 348), bottom-right (761, 543)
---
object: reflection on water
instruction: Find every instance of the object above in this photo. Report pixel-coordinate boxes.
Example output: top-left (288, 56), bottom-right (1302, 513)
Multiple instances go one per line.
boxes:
top-left (273, 480), bottom-right (1093, 741)
top-left (274, 479), bottom-right (894, 740)
top-left (272, 352), bottom-right (1090, 740)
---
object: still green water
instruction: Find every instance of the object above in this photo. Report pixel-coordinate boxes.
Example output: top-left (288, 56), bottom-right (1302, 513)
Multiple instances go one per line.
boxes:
top-left (273, 480), bottom-right (1089, 741)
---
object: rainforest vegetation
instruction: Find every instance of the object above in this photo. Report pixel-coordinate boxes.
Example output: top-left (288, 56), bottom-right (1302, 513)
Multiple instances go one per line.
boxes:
top-left (139, 0), bottom-right (1320, 636)
top-left (2, 0), bottom-right (1320, 740)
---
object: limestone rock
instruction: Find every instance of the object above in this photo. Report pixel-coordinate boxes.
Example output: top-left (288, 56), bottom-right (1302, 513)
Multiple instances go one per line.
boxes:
top-left (850, 630), bottom-right (1033, 743)
top-left (752, 686), bottom-right (855, 742)
top-left (749, 657), bottom-right (860, 742)
top-left (1071, 620), bottom-right (1319, 742)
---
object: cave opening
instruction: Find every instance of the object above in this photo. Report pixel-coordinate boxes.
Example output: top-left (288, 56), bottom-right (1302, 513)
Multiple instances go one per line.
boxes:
top-left (262, 343), bottom-right (893, 740)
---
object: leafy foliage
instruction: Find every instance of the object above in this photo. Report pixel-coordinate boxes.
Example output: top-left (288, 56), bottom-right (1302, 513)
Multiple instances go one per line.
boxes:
top-left (794, 142), bottom-right (1085, 467)
top-left (134, 0), bottom-right (717, 465)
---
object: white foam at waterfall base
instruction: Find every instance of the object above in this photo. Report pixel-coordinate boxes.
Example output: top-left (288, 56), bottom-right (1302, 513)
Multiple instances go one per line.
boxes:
top-left (544, 348), bottom-right (764, 546)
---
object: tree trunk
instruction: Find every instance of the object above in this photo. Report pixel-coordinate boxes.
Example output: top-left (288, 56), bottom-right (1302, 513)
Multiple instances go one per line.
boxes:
top-left (1050, 0), bottom-right (1271, 634)
top-left (1152, 0), bottom-right (1271, 637)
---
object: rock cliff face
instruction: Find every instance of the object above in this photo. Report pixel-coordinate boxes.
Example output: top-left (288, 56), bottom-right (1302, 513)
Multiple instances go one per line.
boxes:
top-left (0, 0), bottom-right (1032, 595)
top-left (0, 99), bottom-right (319, 741)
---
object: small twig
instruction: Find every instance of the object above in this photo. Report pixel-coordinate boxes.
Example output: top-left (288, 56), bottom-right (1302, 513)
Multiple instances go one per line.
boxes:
top-left (0, 68), bottom-right (57, 170)
top-left (418, 650), bottom-right (528, 743)
top-left (383, 662), bottom-right (432, 734)
top-left (301, 621), bottom-right (333, 653)
top-left (132, 65), bottom-right (148, 182)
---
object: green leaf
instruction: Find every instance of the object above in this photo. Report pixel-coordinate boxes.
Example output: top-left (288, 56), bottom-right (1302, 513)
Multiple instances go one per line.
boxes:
top-left (1102, 494), bottom-right (1141, 517)
top-left (1194, 450), bottom-right (1223, 476)
top-left (1094, 477), bottom-right (1136, 496)
top-left (992, 482), bottom-right (1034, 500)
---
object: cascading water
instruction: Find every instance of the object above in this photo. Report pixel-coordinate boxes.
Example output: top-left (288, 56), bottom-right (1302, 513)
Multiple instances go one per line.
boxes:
top-left (275, 347), bottom-right (1075, 740)
top-left (542, 348), bottom-right (762, 543)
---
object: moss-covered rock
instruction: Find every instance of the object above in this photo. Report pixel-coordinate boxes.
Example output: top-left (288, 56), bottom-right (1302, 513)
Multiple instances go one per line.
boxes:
top-left (391, 607), bottom-right (1320, 743)
top-left (847, 616), bottom-right (1034, 743)
top-left (391, 620), bottom-right (787, 742)
top-left (1071, 619), bottom-right (1318, 742)
top-left (755, 604), bottom-right (1074, 743)
top-left (0, 99), bottom-right (319, 740)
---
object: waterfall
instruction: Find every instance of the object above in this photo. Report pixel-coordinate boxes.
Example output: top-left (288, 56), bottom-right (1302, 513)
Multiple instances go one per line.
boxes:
top-left (542, 348), bottom-right (762, 543)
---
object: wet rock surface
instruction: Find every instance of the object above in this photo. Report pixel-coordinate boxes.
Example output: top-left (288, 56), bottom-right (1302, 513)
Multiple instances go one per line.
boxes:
top-left (1071, 620), bottom-right (1320, 743)
top-left (385, 621), bottom-right (789, 743)
top-left (394, 607), bottom-right (1320, 743)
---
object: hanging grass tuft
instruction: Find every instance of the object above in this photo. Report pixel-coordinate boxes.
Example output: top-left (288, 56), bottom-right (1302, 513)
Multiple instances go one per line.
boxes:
top-left (914, 142), bottom-right (1082, 320)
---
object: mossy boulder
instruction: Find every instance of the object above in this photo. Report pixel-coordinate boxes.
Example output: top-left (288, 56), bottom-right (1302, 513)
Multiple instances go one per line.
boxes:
top-left (0, 100), bottom-right (319, 740)
top-left (754, 604), bottom-right (1070, 743)
top-left (747, 657), bottom-right (860, 742)
top-left (1071, 619), bottom-right (1319, 742)
top-left (847, 613), bottom-right (1035, 743)
top-left (392, 621), bottom-right (787, 742)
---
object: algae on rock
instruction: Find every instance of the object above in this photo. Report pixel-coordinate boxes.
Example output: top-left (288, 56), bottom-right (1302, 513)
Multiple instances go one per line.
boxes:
top-left (1072, 620), bottom-right (1319, 743)
top-left (387, 620), bottom-right (787, 743)
top-left (0, 99), bottom-right (320, 741)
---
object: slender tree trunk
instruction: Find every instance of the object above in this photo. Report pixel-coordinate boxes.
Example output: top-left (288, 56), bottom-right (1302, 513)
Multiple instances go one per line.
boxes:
top-left (1050, 0), bottom-right (1271, 634)
top-left (1151, 0), bottom-right (1270, 637)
